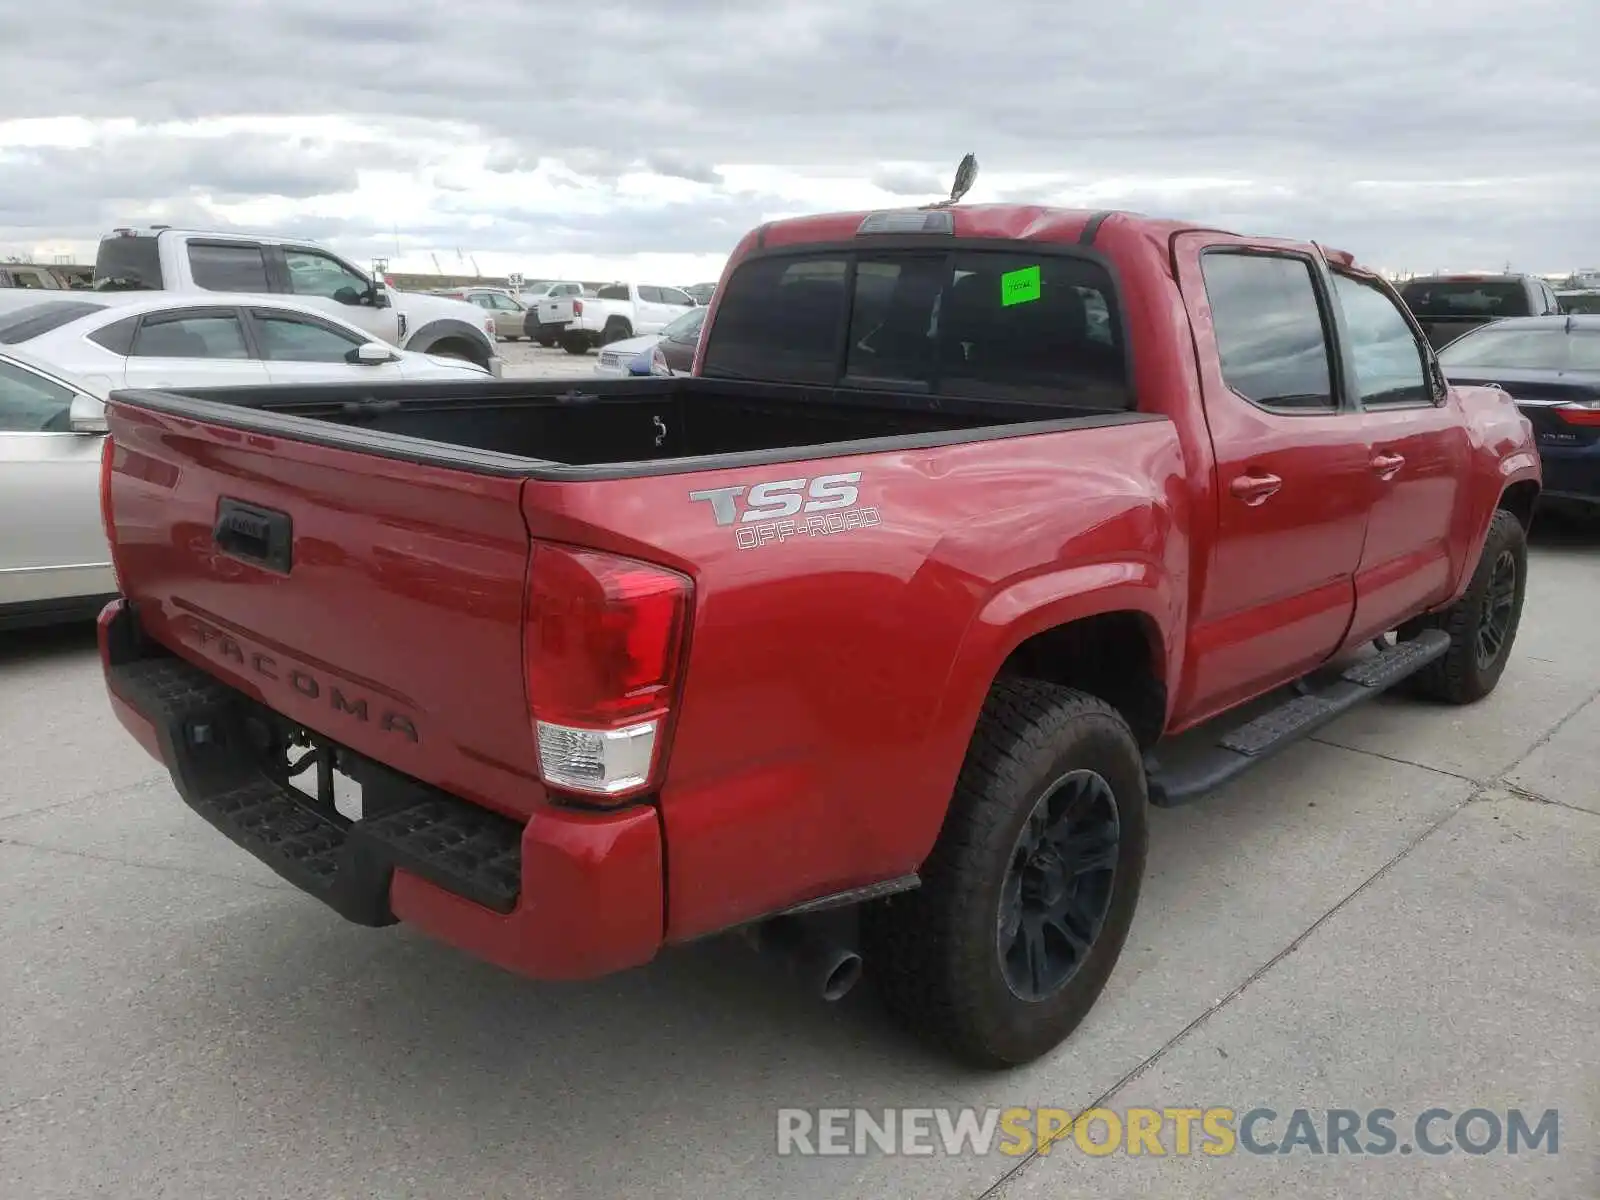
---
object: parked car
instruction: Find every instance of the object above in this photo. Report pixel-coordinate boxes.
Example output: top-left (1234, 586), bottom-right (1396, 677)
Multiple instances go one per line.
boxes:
top-left (441, 288), bottom-right (530, 342)
top-left (96, 203), bottom-right (1538, 1069)
top-left (593, 307), bottom-right (707, 378)
top-left (515, 282), bottom-right (587, 346)
top-left (1437, 314), bottom-right (1600, 515)
top-left (92, 227), bottom-right (503, 375)
top-left (0, 263), bottom-right (73, 291)
top-left (536, 282), bottom-right (696, 355)
top-left (1555, 289), bottom-right (1600, 315)
top-left (643, 304), bottom-right (707, 376)
top-left (0, 294), bottom-right (488, 630)
top-left (1397, 273), bottom-right (1563, 350)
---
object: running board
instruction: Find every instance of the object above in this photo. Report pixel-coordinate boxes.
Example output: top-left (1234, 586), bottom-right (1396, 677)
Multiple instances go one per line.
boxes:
top-left (1146, 629), bottom-right (1451, 807)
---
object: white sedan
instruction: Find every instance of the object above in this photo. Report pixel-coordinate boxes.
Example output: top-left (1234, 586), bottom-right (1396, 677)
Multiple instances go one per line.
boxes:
top-left (0, 293), bottom-right (488, 630)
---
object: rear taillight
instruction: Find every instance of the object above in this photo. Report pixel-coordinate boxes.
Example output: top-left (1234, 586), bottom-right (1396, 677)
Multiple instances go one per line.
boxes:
top-left (98, 435), bottom-right (124, 593)
top-left (524, 542), bottom-right (692, 802)
top-left (1555, 403), bottom-right (1600, 427)
top-left (572, 299), bottom-right (584, 316)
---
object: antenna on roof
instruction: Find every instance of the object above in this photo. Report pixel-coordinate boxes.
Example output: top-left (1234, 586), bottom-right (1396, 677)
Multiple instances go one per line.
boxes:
top-left (921, 153), bottom-right (978, 210)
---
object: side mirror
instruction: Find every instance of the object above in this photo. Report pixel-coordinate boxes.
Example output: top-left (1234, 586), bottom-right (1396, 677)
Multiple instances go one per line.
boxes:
top-left (348, 342), bottom-right (398, 365)
top-left (369, 285), bottom-right (391, 309)
top-left (69, 393), bottom-right (108, 434)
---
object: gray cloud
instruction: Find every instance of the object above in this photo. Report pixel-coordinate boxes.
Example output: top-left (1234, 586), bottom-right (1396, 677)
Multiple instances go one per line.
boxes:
top-left (1, 0), bottom-right (1597, 267)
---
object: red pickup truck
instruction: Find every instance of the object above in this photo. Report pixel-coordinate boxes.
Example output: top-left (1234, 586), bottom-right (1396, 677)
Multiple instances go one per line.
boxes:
top-left (97, 204), bottom-right (1541, 1068)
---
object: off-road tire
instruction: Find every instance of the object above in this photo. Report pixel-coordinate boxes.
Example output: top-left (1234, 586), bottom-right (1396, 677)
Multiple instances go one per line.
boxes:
top-left (860, 680), bottom-right (1148, 1068)
top-left (561, 332), bottom-right (591, 355)
top-left (1401, 508), bottom-right (1528, 704)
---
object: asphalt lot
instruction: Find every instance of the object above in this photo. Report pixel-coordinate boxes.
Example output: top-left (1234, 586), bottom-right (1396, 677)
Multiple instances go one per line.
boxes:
top-left (2, 514), bottom-right (1596, 1196)
top-left (499, 338), bottom-right (614, 380)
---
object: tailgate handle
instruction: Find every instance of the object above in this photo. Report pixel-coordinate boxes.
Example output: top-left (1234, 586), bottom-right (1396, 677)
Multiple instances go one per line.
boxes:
top-left (214, 498), bottom-right (293, 574)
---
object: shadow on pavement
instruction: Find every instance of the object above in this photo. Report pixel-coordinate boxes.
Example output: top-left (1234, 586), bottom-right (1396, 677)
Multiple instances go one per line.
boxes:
top-left (0, 618), bottom-right (99, 667)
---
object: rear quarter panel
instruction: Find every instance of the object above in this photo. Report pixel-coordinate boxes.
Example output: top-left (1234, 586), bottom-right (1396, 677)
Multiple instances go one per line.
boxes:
top-left (525, 418), bottom-right (1188, 942)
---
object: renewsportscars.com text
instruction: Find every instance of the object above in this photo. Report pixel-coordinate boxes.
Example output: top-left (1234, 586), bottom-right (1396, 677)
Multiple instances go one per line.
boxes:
top-left (775, 1106), bottom-right (1560, 1158)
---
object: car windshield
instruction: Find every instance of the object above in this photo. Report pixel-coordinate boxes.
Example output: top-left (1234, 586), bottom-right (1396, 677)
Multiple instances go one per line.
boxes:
top-left (1399, 280), bottom-right (1528, 318)
top-left (660, 307), bottom-right (706, 339)
top-left (0, 300), bottom-right (107, 344)
top-left (1439, 325), bottom-right (1600, 372)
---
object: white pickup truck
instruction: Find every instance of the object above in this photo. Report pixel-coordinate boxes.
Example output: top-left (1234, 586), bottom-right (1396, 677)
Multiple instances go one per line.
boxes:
top-left (536, 282), bottom-right (697, 355)
top-left (92, 227), bottom-right (503, 375)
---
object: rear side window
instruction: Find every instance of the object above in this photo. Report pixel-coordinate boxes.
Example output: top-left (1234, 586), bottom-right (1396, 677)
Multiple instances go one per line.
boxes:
top-left (597, 284), bottom-right (631, 301)
top-left (131, 313), bottom-right (251, 359)
top-left (89, 315), bottom-right (140, 355)
top-left (187, 243), bottom-right (270, 292)
top-left (0, 301), bottom-right (108, 344)
top-left (1200, 252), bottom-right (1335, 412)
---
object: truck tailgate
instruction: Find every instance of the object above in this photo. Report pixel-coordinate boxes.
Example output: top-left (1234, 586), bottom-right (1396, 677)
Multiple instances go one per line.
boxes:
top-left (104, 402), bottom-right (541, 819)
top-left (537, 297), bottom-right (575, 325)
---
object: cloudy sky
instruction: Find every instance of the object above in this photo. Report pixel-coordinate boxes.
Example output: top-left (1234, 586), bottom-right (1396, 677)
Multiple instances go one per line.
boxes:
top-left (2, 0), bottom-right (1595, 282)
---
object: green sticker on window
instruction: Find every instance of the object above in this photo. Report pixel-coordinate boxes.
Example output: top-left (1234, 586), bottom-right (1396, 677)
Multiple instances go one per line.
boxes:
top-left (1001, 265), bottom-right (1042, 307)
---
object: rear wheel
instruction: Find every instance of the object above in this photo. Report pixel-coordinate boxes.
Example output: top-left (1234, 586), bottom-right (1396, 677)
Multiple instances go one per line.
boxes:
top-left (561, 332), bottom-right (591, 355)
top-left (861, 680), bottom-right (1148, 1068)
top-left (1401, 508), bottom-right (1527, 704)
top-left (601, 318), bottom-right (632, 345)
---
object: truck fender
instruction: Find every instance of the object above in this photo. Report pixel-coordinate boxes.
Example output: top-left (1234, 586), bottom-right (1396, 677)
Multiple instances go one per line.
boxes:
top-left (402, 317), bottom-right (494, 365)
top-left (1440, 385), bottom-right (1543, 606)
top-left (907, 560), bottom-right (1176, 863)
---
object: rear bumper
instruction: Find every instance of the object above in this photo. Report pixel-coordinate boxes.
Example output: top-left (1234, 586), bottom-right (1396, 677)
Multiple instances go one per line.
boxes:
top-left (1535, 441), bottom-right (1600, 504)
top-left (97, 598), bottom-right (663, 980)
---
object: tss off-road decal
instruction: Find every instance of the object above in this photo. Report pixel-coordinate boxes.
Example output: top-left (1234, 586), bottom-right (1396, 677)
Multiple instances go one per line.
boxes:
top-left (690, 472), bottom-right (882, 549)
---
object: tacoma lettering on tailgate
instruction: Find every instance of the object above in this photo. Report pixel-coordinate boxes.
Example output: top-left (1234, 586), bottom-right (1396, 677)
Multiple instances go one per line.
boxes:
top-left (181, 617), bottom-right (420, 742)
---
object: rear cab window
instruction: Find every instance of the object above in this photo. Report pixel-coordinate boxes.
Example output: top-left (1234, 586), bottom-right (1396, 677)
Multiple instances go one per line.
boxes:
top-left (699, 246), bottom-right (1131, 409)
top-left (93, 235), bottom-right (165, 290)
top-left (1399, 280), bottom-right (1533, 319)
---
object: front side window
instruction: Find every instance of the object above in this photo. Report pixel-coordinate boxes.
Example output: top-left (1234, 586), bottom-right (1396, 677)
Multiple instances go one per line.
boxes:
top-left (1200, 252), bottom-right (1336, 412)
top-left (659, 287), bottom-right (693, 307)
top-left (0, 359), bottom-right (75, 432)
top-left (1331, 273), bottom-right (1431, 407)
top-left (252, 312), bottom-right (364, 362)
top-left (283, 249), bottom-right (370, 301)
top-left (188, 243), bottom-right (270, 292)
top-left (131, 314), bottom-right (250, 359)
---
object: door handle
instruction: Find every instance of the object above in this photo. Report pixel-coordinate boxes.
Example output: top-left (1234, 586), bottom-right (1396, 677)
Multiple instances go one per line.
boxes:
top-left (1371, 453), bottom-right (1405, 479)
top-left (1229, 472), bottom-right (1283, 505)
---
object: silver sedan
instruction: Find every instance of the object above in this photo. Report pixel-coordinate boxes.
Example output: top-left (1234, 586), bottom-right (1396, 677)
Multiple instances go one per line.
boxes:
top-left (0, 346), bottom-right (114, 629)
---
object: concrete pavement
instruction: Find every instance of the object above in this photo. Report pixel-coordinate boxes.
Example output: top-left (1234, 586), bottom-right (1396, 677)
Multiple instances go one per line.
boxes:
top-left (1, 526), bottom-right (1594, 1199)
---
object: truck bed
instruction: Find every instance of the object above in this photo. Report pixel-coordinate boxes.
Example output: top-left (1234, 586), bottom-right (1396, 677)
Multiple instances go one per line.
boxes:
top-left (112, 375), bottom-right (1148, 479)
